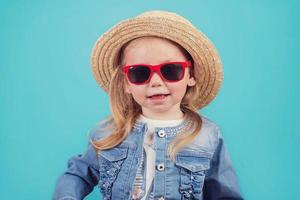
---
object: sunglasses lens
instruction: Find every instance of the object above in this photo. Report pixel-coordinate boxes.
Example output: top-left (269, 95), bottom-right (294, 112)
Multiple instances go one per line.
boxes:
top-left (128, 66), bottom-right (150, 83)
top-left (161, 63), bottom-right (184, 81)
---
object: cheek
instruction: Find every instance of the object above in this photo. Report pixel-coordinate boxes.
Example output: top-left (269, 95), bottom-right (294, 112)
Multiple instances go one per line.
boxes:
top-left (169, 82), bottom-right (188, 97)
top-left (128, 86), bottom-right (147, 101)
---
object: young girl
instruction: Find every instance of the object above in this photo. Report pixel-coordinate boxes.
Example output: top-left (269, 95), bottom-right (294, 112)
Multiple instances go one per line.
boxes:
top-left (53, 10), bottom-right (243, 200)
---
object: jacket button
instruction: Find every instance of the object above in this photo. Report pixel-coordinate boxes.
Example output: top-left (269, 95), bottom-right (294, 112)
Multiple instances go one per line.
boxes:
top-left (158, 196), bottom-right (165, 200)
top-left (157, 163), bottom-right (165, 171)
top-left (158, 130), bottom-right (166, 137)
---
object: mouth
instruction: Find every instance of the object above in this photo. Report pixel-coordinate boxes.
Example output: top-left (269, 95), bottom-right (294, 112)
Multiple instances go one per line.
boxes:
top-left (147, 93), bottom-right (171, 99)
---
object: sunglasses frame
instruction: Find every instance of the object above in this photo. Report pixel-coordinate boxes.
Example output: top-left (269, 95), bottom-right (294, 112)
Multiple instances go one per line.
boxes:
top-left (122, 60), bottom-right (192, 85)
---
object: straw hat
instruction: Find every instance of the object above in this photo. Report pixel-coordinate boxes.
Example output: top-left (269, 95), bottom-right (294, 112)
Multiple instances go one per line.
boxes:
top-left (91, 10), bottom-right (223, 110)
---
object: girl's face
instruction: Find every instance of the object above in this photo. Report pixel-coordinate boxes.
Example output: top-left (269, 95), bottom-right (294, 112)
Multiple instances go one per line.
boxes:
top-left (122, 37), bottom-right (196, 120)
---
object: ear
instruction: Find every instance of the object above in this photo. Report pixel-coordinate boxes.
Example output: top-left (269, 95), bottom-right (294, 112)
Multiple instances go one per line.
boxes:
top-left (187, 76), bottom-right (196, 86)
top-left (186, 67), bottom-right (196, 86)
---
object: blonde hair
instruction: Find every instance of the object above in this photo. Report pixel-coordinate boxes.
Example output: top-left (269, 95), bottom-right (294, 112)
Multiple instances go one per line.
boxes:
top-left (90, 36), bottom-right (203, 162)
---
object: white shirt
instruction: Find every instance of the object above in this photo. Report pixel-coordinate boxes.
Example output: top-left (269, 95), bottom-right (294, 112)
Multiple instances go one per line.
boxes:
top-left (135, 114), bottom-right (184, 200)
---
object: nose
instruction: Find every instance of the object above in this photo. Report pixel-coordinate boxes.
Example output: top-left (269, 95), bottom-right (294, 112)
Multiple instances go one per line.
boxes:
top-left (149, 72), bottom-right (164, 87)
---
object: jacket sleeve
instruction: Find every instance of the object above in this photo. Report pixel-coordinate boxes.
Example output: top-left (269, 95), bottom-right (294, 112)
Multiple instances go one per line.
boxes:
top-left (52, 132), bottom-right (100, 200)
top-left (203, 126), bottom-right (244, 200)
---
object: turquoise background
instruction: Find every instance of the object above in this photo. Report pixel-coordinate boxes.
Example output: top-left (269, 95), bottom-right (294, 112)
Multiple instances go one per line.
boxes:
top-left (1, 0), bottom-right (299, 199)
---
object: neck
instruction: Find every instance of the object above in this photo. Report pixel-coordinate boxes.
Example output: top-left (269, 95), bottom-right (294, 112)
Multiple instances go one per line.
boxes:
top-left (141, 108), bottom-right (184, 120)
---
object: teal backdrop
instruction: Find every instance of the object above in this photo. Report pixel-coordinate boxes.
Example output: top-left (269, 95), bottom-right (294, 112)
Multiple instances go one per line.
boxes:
top-left (1, 0), bottom-right (299, 199)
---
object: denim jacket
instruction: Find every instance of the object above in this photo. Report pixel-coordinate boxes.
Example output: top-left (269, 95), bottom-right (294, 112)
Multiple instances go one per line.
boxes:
top-left (53, 115), bottom-right (243, 200)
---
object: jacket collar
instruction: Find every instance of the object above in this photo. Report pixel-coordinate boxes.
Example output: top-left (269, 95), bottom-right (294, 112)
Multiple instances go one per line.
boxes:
top-left (132, 118), bottom-right (193, 138)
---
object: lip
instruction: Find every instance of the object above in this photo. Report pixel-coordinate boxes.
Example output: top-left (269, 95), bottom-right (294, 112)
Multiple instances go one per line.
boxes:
top-left (147, 93), bottom-right (169, 103)
top-left (147, 93), bottom-right (170, 98)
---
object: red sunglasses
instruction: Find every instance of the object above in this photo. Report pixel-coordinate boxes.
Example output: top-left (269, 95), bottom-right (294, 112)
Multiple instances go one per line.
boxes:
top-left (122, 61), bottom-right (192, 84)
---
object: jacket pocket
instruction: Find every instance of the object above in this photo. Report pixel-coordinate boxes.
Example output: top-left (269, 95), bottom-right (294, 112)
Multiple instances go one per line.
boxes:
top-left (98, 146), bottom-right (129, 200)
top-left (175, 150), bottom-right (211, 200)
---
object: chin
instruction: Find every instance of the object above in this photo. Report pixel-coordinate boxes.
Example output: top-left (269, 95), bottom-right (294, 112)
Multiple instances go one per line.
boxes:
top-left (149, 107), bottom-right (173, 113)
